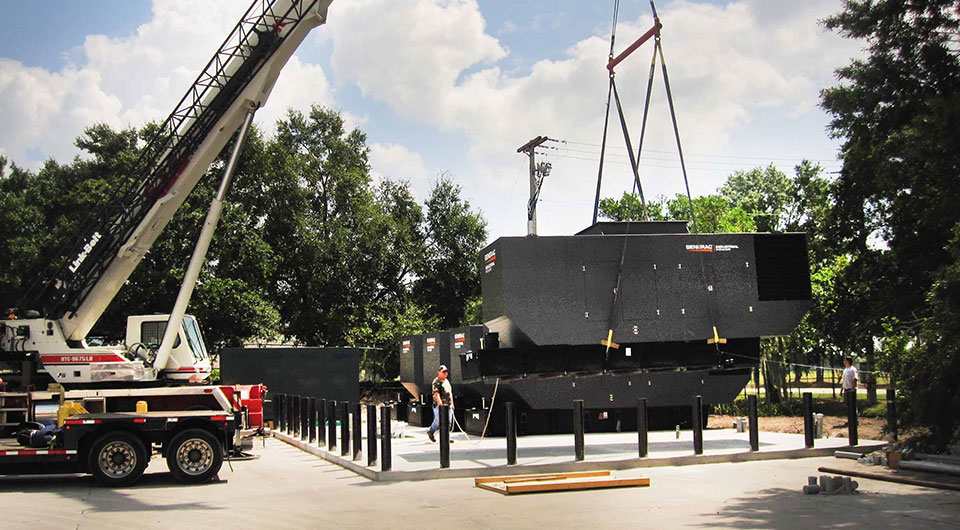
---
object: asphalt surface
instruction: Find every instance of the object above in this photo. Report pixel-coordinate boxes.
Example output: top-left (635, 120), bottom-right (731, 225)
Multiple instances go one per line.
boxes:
top-left (0, 438), bottom-right (957, 529)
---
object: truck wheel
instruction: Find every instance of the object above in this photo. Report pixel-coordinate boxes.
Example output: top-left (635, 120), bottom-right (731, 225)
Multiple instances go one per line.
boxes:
top-left (166, 428), bottom-right (223, 484)
top-left (89, 431), bottom-right (148, 487)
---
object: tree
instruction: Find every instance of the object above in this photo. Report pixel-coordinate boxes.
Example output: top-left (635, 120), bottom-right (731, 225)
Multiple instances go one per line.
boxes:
top-left (2, 105), bottom-right (488, 381)
top-left (414, 175), bottom-right (488, 329)
top-left (598, 192), bottom-right (755, 232)
top-left (821, 0), bottom-right (960, 445)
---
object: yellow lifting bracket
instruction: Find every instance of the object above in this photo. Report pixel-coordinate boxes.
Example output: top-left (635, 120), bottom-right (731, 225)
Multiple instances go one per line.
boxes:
top-left (707, 325), bottom-right (727, 345)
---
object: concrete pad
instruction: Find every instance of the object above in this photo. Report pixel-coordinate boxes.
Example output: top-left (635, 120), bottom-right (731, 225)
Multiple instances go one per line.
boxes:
top-left (0, 441), bottom-right (954, 530)
top-left (271, 423), bottom-right (886, 481)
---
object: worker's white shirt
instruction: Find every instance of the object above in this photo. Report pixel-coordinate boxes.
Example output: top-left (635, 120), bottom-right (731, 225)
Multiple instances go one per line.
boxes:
top-left (842, 366), bottom-right (859, 390)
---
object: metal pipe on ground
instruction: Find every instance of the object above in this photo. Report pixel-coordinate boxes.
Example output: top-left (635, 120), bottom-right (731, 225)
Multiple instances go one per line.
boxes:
top-left (366, 404), bottom-right (377, 467)
top-left (834, 450), bottom-right (862, 460)
top-left (899, 460), bottom-right (960, 477)
top-left (818, 466), bottom-right (960, 492)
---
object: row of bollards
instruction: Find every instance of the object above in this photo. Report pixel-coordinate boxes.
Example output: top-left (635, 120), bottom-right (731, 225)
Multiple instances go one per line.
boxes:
top-left (272, 393), bottom-right (397, 472)
top-left (272, 388), bottom-right (882, 472)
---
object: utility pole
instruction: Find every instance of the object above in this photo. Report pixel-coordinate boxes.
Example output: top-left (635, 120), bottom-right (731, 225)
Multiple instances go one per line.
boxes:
top-left (517, 136), bottom-right (550, 235)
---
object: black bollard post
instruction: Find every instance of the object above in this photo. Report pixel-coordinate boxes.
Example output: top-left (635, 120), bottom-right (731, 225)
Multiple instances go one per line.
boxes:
top-left (506, 402), bottom-right (517, 465)
top-left (272, 393), bottom-right (280, 431)
top-left (318, 399), bottom-right (327, 447)
top-left (637, 398), bottom-right (648, 458)
top-left (846, 389), bottom-right (858, 446)
top-left (439, 404), bottom-right (451, 468)
top-left (366, 404), bottom-right (378, 466)
top-left (327, 400), bottom-right (337, 451)
top-left (308, 397), bottom-right (317, 443)
top-left (287, 394), bottom-right (294, 435)
top-left (340, 401), bottom-right (350, 457)
top-left (803, 392), bottom-right (814, 448)
top-left (573, 400), bottom-right (585, 461)
top-left (748, 394), bottom-right (759, 452)
top-left (887, 388), bottom-right (897, 441)
top-left (293, 395), bottom-right (301, 438)
top-left (277, 394), bottom-right (285, 432)
top-left (692, 395), bottom-right (703, 455)
top-left (380, 405), bottom-right (392, 472)
top-left (352, 402), bottom-right (362, 461)
top-left (301, 396), bottom-right (309, 440)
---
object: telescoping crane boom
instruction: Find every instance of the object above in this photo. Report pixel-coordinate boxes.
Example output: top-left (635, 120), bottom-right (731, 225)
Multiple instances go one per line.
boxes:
top-left (1, 0), bottom-right (333, 385)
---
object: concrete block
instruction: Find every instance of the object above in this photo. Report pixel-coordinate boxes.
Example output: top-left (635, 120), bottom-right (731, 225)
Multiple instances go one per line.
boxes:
top-left (802, 484), bottom-right (821, 495)
top-left (808, 476), bottom-right (818, 486)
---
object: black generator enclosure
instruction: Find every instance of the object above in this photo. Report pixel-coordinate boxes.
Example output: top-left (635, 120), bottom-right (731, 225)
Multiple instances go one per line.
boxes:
top-left (221, 347), bottom-right (360, 422)
top-left (449, 325), bottom-right (486, 382)
top-left (399, 334), bottom-right (424, 400)
top-left (398, 221), bottom-right (813, 434)
top-left (421, 331), bottom-right (452, 387)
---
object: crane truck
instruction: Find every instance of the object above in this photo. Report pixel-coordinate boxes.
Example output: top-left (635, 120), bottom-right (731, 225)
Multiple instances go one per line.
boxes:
top-left (0, 0), bottom-right (333, 486)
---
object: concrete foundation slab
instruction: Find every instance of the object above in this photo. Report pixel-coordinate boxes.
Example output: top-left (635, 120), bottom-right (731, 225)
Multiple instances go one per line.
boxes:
top-left (271, 422), bottom-right (885, 482)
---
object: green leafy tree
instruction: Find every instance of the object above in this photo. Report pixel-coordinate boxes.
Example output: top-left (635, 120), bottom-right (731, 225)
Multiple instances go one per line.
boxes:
top-left (414, 175), bottom-right (488, 329)
top-left (821, 0), bottom-right (960, 441)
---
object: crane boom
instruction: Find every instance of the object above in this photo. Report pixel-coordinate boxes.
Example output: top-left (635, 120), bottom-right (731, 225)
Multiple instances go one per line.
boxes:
top-left (35, 0), bottom-right (332, 342)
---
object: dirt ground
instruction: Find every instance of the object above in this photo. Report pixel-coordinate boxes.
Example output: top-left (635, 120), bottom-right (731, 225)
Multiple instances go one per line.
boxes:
top-left (711, 414), bottom-right (888, 441)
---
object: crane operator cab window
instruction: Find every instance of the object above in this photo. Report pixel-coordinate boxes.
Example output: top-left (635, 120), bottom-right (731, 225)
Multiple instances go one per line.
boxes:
top-left (137, 317), bottom-right (208, 362)
top-left (181, 316), bottom-right (209, 362)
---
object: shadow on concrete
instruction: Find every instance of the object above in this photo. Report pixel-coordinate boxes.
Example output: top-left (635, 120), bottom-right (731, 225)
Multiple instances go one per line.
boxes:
top-left (695, 487), bottom-right (959, 529)
top-left (396, 438), bottom-right (774, 464)
top-left (0, 469), bottom-right (224, 513)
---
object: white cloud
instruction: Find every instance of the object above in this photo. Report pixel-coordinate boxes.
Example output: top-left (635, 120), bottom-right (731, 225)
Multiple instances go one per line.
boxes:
top-left (327, 0), bottom-right (862, 236)
top-left (0, 0), bottom-right (335, 168)
top-left (368, 142), bottom-right (430, 192)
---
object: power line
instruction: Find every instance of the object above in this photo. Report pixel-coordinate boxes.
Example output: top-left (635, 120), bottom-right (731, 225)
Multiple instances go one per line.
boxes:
top-left (544, 145), bottom-right (841, 168)
top-left (549, 138), bottom-right (840, 164)
top-left (536, 151), bottom-right (840, 172)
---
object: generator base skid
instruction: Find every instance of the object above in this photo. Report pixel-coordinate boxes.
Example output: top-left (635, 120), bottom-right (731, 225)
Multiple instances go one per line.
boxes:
top-left (457, 367), bottom-right (749, 436)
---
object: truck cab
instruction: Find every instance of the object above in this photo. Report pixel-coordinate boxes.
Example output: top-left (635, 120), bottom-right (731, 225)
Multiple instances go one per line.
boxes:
top-left (125, 315), bottom-right (212, 382)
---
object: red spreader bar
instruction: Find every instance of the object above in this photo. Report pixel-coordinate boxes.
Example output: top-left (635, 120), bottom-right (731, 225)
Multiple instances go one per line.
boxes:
top-left (607, 20), bottom-right (662, 72)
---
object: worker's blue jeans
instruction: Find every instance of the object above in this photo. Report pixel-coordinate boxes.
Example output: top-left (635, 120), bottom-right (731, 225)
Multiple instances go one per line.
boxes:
top-left (428, 405), bottom-right (454, 435)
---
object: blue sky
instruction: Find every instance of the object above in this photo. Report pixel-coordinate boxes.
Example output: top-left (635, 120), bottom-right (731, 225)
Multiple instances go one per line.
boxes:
top-left (0, 0), bottom-right (861, 240)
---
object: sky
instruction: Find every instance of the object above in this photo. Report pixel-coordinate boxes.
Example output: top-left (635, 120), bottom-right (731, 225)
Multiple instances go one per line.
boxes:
top-left (0, 0), bottom-right (864, 241)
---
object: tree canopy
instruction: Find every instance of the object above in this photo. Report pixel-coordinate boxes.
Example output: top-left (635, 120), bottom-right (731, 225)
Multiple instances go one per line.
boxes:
top-left (0, 105), bottom-right (486, 381)
top-left (821, 0), bottom-right (960, 447)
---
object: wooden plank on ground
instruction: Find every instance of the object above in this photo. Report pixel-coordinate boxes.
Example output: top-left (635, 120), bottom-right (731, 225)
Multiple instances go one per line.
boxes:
top-left (475, 470), bottom-right (610, 485)
top-left (475, 470), bottom-right (650, 495)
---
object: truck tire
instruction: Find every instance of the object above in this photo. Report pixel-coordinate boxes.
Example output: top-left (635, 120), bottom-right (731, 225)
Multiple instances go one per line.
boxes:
top-left (166, 428), bottom-right (223, 484)
top-left (89, 431), bottom-right (148, 487)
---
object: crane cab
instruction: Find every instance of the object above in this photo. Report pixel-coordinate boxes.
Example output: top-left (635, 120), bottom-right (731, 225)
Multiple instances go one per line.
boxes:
top-left (125, 315), bottom-right (212, 382)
